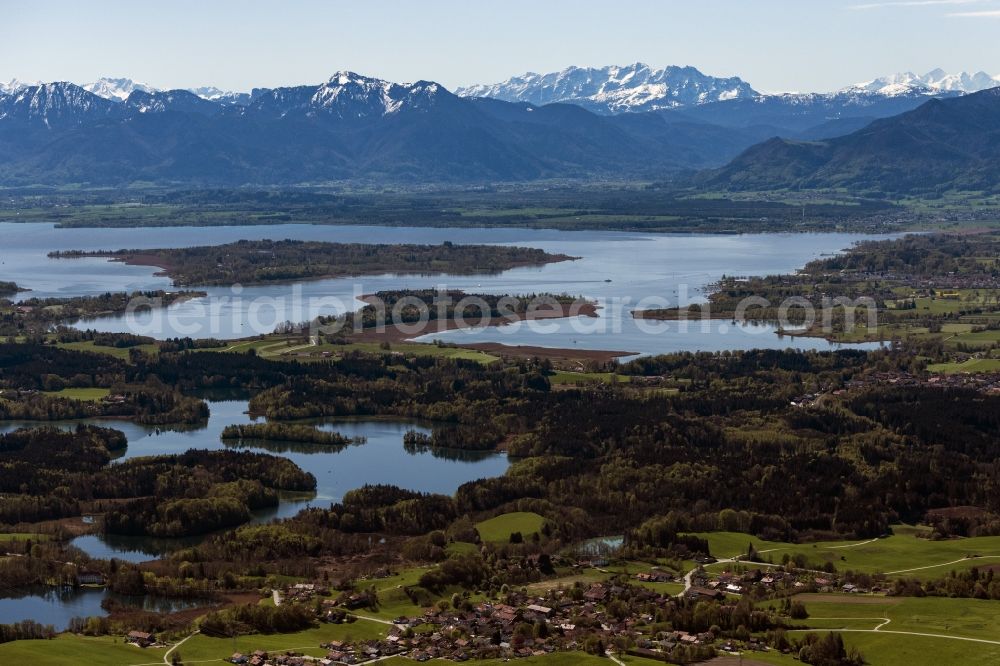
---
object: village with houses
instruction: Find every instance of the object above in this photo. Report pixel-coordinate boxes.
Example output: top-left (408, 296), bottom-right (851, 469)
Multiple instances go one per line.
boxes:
top-left (209, 551), bottom-right (882, 666)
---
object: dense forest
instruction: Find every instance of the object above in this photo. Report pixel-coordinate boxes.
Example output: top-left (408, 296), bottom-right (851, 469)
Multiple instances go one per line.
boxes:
top-left (5, 338), bottom-right (996, 543)
top-left (315, 289), bottom-right (592, 339)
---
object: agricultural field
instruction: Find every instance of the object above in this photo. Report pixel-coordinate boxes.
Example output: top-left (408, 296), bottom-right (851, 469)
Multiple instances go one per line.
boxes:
top-left (41, 387), bottom-right (110, 402)
top-left (0, 532), bottom-right (47, 542)
top-left (54, 340), bottom-right (159, 361)
top-left (172, 620), bottom-right (389, 661)
top-left (527, 558), bottom-right (687, 597)
top-left (548, 370), bottom-right (630, 386)
top-left (758, 593), bottom-right (1000, 666)
top-left (212, 336), bottom-right (499, 365)
top-left (475, 512), bottom-right (546, 542)
top-left (694, 525), bottom-right (1000, 576)
top-left (927, 357), bottom-right (1000, 373)
top-left (948, 328), bottom-right (1000, 348)
top-left (0, 634), bottom-right (167, 666)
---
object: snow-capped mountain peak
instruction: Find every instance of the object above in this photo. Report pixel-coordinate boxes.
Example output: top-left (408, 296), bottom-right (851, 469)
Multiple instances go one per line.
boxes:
top-left (0, 82), bottom-right (118, 128)
top-left (83, 77), bottom-right (156, 101)
top-left (847, 69), bottom-right (1000, 96)
top-left (310, 71), bottom-right (444, 117)
top-left (186, 85), bottom-right (250, 106)
top-left (0, 78), bottom-right (39, 94)
top-left (456, 63), bottom-right (759, 114)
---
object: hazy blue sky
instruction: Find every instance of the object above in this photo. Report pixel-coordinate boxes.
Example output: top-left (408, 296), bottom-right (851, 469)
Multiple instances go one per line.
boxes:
top-left (3, 0), bottom-right (999, 93)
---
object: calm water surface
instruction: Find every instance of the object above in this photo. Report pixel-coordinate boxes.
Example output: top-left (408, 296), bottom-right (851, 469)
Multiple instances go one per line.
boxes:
top-left (0, 399), bottom-right (508, 562)
top-left (0, 586), bottom-right (202, 631)
top-left (0, 222), bottom-right (889, 353)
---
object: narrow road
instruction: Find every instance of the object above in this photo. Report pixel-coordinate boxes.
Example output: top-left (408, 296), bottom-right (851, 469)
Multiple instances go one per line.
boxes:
top-left (351, 613), bottom-right (397, 626)
top-left (789, 625), bottom-right (1000, 646)
top-left (163, 629), bottom-right (198, 665)
top-left (887, 555), bottom-right (1000, 575)
top-left (678, 557), bottom-right (735, 597)
top-left (828, 538), bottom-right (879, 550)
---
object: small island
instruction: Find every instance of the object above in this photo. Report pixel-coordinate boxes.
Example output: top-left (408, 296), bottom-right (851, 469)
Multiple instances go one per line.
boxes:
top-left (49, 239), bottom-right (577, 286)
top-left (221, 423), bottom-right (365, 448)
top-left (0, 281), bottom-right (24, 297)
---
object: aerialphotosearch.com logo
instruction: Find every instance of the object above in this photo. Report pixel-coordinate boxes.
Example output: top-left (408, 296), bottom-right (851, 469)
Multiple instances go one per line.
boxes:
top-left (116, 284), bottom-right (879, 341)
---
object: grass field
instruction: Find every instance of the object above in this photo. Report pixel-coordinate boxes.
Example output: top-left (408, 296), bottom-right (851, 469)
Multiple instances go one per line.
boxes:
top-left (927, 357), bottom-right (1000, 373)
top-left (777, 594), bottom-right (1000, 642)
top-left (54, 340), bottom-right (158, 361)
top-left (693, 525), bottom-right (1000, 576)
top-left (0, 532), bottom-right (47, 542)
top-left (362, 565), bottom-right (438, 619)
top-left (0, 629), bottom-right (674, 666)
top-left (526, 559), bottom-right (686, 596)
top-left (548, 371), bottom-right (630, 385)
top-left (212, 336), bottom-right (498, 365)
top-left (174, 621), bottom-right (389, 661)
top-left (41, 387), bottom-right (110, 402)
top-left (948, 328), bottom-right (1000, 348)
top-left (0, 634), bottom-right (167, 666)
top-left (758, 593), bottom-right (1000, 665)
top-left (475, 511), bottom-right (545, 542)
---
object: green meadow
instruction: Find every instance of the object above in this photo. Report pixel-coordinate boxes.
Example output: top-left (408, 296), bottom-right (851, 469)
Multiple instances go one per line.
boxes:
top-left (760, 593), bottom-right (1000, 666)
top-left (54, 340), bottom-right (158, 361)
top-left (41, 387), bottom-right (110, 402)
top-left (475, 511), bottom-right (546, 542)
top-left (695, 525), bottom-right (1000, 576)
top-left (212, 336), bottom-right (499, 365)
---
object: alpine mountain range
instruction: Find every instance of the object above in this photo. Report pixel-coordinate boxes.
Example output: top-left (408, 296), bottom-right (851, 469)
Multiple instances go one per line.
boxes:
top-left (1, 63), bottom-right (998, 192)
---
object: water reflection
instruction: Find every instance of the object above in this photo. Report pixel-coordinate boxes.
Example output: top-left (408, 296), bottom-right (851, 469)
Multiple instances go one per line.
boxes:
top-left (0, 585), bottom-right (204, 631)
top-left (0, 222), bottom-right (895, 351)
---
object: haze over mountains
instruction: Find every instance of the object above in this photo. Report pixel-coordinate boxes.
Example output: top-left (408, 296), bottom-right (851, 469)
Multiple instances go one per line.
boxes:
top-left (0, 65), bottom-right (998, 191)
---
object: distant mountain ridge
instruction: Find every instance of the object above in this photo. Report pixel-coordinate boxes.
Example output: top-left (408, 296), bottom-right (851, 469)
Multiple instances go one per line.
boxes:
top-left (458, 65), bottom-right (1000, 116)
top-left (698, 87), bottom-right (1000, 194)
top-left (83, 77), bottom-right (156, 101)
top-left (456, 63), bottom-right (757, 114)
top-left (7, 76), bottom-right (251, 105)
top-left (848, 69), bottom-right (1000, 96)
top-left (0, 72), bottom-right (781, 185)
top-left (2, 67), bottom-right (998, 189)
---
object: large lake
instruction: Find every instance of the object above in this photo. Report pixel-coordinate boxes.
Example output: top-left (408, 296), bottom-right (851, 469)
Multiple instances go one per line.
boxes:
top-left (0, 222), bottom-right (889, 354)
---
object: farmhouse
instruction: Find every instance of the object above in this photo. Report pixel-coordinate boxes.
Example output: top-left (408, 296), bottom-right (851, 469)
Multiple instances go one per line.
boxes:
top-left (76, 569), bottom-right (106, 585)
top-left (126, 630), bottom-right (155, 647)
top-left (687, 586), bottom-right (724, 601)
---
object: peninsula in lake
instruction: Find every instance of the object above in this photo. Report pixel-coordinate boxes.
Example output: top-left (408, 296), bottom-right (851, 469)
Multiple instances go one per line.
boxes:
top-left (49, 240), bottom-right (576, 287)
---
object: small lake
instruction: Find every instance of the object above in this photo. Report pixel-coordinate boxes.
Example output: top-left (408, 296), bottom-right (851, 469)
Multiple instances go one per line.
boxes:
top-left (0, 222), bottom-right (890, 354)
top-left (1, 399), bottom-right (510, 564)
top-left (0, 586), bottom-right (203, 631)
